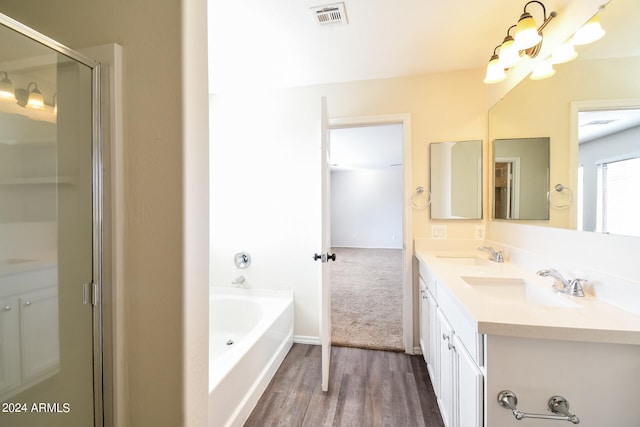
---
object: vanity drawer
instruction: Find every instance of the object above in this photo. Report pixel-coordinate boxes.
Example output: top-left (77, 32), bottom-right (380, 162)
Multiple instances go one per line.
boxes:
top-left (437, 285), bottom-right (484, 367)
top-left (418, 261), bottom-right (437, 295)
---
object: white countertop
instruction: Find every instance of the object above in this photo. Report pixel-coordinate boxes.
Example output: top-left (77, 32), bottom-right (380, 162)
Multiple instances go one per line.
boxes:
top-left (0, 251), bottom-right (57, 277)
top-left (416, 249), bottom-right (640, 345)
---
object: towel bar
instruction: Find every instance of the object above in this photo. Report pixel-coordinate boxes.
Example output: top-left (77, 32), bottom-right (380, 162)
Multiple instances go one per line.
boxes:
top-left (498, 390), bottom-right (580, 424)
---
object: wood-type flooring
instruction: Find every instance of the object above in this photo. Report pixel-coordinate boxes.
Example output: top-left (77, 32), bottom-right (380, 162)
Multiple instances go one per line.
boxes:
top-left (244, 343), bottom-right (444, 427)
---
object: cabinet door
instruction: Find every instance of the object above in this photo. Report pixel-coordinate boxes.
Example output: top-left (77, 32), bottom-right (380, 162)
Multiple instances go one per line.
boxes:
top-left (419, 278), bottom-right (429, 363)
top-left (19, 287), bottom-right (59, 382)
top-left (427, 289), bottom-right (439, 390)
top-left (454, 335), bottom-right (483, 427)
top-left (437, 309), bottom-right (455, 427)
top-left (0, 296), bottom-right (20, 395)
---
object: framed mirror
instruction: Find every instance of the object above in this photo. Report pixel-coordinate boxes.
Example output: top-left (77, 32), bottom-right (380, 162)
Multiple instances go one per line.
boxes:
top-left (430, 140), bottom-right (482, 220)
top-left (493, 137), bottom-right (550, 220)
top-left (488, 0), bottom-right (640, 236)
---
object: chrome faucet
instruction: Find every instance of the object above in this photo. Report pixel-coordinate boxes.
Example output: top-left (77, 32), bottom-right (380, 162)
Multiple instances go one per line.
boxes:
top-left (536, 268), bottom-right (585, 297)
top-left (477, 246), bottom-right (504, 263)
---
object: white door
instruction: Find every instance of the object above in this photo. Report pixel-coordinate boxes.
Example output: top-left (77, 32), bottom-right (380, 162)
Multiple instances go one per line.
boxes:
top-left (318, 96), bottom-right (335, 392)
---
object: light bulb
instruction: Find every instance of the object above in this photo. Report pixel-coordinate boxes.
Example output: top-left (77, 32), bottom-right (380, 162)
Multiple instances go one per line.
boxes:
top-left (484, 54), bottom-right (507, 84)
top-left (530, 58), bottom-right (555, 80)
top-left (514, 12), bottom-right (542, 50)
top-left (573, 13), bottom-right (605, 45)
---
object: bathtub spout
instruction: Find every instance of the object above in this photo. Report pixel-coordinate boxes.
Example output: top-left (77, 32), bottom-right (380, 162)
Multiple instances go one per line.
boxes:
top-left (232, 274), bottom-right (245, 285)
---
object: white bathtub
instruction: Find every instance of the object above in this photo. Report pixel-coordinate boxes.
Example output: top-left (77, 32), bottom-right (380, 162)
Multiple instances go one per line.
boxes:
top-left (208, 287), bottom-right (294, 427)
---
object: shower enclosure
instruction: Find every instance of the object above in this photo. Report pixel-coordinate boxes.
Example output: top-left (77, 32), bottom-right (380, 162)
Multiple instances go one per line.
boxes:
top-left (0, 13), bottom-right (103, 427)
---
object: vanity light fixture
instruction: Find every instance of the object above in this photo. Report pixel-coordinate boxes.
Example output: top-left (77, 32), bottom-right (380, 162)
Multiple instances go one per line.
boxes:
top-left (550, 40), bottom-right (578, 64)
top-left (25, 82), bottom-right (44, 109)
top-left (530, 57), bottom-right (555, 80)
top-left (15, 81), bottom-right (46, 109)
top-left (483, 46), bottom-right (508, 84)
top-left (0, 71), bottom-right (16, 101)
top-left (572, 11), bottom-right (606, 45)
top-left (514, 1), bottom-right (557, 53)
top-left (483, 0), bottom-right (557, 84)
top-left (498, 25), bottom-right (521, 69)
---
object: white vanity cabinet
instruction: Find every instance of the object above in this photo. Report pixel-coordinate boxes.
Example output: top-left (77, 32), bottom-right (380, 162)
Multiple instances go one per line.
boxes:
top-left (19, 286), bottom-right (59, 382)
top-left (437, 308), bottom-right (455, 427)
top-left (0, 295), bottom-right (21, 394)
top-left (419, 278), bottom-right (429, 361)
top-left (419, 261), bottom-right (484, 427)
top-left (0, 265), bottom-right (59, 400)
top-left (417, 249), bottom-right (640, 427)
top-left (454, 334), bottom-right (483, 427)
top-left (419, 277), bottom-right (438, 382)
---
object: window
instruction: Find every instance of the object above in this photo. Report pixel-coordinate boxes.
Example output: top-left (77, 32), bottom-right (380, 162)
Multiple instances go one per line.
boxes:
top-left (596, 156), bottom-right (640, 237)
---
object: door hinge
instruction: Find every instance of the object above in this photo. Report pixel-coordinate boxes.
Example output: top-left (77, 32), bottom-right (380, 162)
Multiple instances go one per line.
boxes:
top-left (83, 282), bottom-right (99, 306)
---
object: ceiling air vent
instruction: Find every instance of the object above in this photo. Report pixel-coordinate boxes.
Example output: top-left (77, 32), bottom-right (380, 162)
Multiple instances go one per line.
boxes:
top-left (581, 119), bottom-right (618, 126)
top-left (310, 3), bottom-right (348, 28)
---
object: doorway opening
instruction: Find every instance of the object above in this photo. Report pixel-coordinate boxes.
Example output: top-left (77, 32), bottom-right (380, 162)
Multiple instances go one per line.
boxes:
top-left (327, 115), bottom-right (412, 352)
top-left (494, 157), bottom-right (520, 219)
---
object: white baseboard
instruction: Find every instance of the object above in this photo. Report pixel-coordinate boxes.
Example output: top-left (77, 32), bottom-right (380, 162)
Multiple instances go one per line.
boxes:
top-left (294, 335), bottom-right (321, 345)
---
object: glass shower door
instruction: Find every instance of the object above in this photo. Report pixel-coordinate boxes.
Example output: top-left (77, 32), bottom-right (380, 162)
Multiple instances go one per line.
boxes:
top-left (0, 15), bottom-right (100, 427)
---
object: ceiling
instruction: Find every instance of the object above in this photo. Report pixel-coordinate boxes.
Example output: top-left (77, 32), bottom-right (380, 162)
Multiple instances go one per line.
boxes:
top-left (208, 0), bottom-right (567, 93)
top-left (579, 109), bottom-right (640, 143)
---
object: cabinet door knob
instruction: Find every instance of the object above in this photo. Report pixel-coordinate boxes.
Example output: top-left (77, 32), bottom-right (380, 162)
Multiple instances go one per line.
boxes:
top-left (2, 305), bottom-right (11, 311)
top-left (24, 301), bottom-right (32, 306)
top-left (442, 332), bottom-right (449, 341)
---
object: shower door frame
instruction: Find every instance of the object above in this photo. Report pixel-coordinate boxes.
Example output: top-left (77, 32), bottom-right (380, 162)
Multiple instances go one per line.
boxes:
top-left (0, 13), bottom-right (104, 427)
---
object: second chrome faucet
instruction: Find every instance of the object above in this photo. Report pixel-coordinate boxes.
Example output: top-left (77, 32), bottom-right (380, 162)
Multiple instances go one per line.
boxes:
top-left (537, 268), bottom-right (585, 297)
top-left (477, 246), bottom-right (504, 263)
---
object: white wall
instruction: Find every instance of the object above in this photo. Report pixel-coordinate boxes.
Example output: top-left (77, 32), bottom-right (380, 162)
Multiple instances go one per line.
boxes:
top-left (330, 169), bottom-right (403, 249)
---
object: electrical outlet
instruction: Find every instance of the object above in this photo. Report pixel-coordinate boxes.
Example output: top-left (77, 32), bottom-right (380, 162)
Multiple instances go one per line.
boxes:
top-left (475, 225), bottom-right (485, 240)
top-left (431, 225), bottom-right (447, 239)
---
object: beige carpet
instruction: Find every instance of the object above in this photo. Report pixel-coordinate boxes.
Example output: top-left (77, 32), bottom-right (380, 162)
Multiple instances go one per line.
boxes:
top-left (330, 247), bottom-right (404, 351)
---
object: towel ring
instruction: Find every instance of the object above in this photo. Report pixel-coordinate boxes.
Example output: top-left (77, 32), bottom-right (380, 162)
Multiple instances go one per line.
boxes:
top-left (410, 186), bottom-right (431, 210)
top-left (549, 184), bottom-right (573, 209)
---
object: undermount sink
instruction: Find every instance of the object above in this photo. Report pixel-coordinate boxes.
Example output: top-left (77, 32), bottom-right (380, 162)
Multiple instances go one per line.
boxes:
top-left (461, 276), bottom-right (579, 308)
top-left (437, 256), bottom-right (490, 266)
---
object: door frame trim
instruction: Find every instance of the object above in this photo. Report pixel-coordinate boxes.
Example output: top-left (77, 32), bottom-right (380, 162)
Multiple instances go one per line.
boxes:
top-left (329, 113), bottom-right (414, 354)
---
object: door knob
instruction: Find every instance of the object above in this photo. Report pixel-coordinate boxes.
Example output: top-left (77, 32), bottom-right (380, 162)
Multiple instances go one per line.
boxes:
top-left (313, 253), bottom-right (336, 262)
